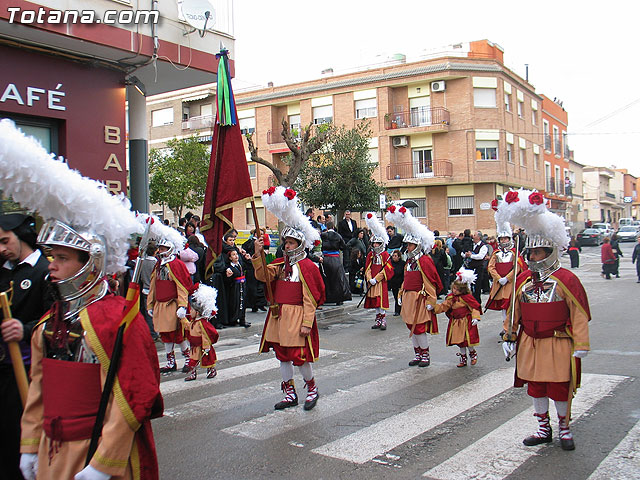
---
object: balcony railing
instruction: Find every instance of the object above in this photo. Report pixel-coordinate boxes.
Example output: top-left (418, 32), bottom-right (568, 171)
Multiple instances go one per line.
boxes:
top-left (182, 115), bottom-right (214, 130)
top-left (384, 107), bottom-right (450, 130)
top-left (546, 176), bottom-right (556, 193)
top-left (387, 159), bottom-right (453, 180)
top-left (545, 177), bottom-right (574, 197)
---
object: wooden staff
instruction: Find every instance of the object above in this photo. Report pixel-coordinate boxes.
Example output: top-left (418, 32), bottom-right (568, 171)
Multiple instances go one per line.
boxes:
top-left (505, 235), bottom-right (520, 343)
top-left (250, 200), bottom-right (275, 312)
top-left (0, 284), bottom-right (29, 407)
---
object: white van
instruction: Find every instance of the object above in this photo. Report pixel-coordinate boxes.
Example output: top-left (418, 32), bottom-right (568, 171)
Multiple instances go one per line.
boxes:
top-left (619, 218), bottom-right (634, 227)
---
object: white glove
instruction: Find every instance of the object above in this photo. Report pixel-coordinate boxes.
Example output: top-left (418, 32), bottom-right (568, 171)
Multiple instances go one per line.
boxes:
top-left (498, 277), bottom-right (508, 286)
top-left (369, 278), bottom-right (377, 286)
top-left (147, 309), bottom-right (154, 317)
top-left (176, 307), bottom-right (187, 319)
top-left (471, 318), bottom-right (479, 326)
top-left (503, 341), bottom-right (516, 360)
top-left (426, 304), bottom-right (434, 311)
top-left (20, 453), bottom-right (38, 480)
top-left (75, 465), bottom-right (111, 480)
top-left (573, 350), bottom-right (588, 359)
top-left (397, 297), bottom-right (402, 306)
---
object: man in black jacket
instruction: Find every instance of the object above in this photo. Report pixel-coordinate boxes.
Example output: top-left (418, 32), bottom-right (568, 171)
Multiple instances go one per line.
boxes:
top-left (0, 214), bottom-right (51, 479)
top-left (337, 211), bottom-right (358, 269)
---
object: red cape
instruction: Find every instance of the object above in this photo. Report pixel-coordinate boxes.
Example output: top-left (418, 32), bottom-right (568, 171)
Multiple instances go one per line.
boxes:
top-left (166, 257), bottom-right (193, 291)
top-left (418, 254), bottom-right (443, 294)
top-left (81, 295), bottom-right (163, 480)
top-left (365, 251), bottom-right (394, 281)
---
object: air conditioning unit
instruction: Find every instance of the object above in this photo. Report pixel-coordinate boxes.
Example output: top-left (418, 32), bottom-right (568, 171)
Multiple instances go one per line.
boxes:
top-left (392, 136), bottom-right (408, 148)
top-left (431, 81), bottom-right (446, 92)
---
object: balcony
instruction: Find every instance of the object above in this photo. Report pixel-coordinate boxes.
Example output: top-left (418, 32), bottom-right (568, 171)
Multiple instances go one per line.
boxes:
top-left (182, 115), bottom-right (214, 130)
top-left (387, 159), bottom-right (453, 180)
top-left (544, 177), bottom-right (573, 198)
top-left (384, 107), bottom-right (450, 133)
top-left (599, 191), bottom-right (618, 204)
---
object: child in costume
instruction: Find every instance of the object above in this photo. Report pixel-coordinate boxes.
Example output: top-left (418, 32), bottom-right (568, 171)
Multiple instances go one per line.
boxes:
top-left (363, 213), bottom-right (393, 330)
top-left (184, 283), bottom-right (219, 381)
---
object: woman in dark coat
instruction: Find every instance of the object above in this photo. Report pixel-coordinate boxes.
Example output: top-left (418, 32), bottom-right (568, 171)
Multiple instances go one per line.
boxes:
top-left (430, 239), bottom-right (447, 297)
top-left (349, 249), bottom-right (365, 295)
top-left (611, 233), bottom-right (623, 278)
top-left (387, 250), bottom-right (405, 316)
top-left (321, 222), bottom-right (352, 304)
top-left (568, 236), bottom-right (581, 268)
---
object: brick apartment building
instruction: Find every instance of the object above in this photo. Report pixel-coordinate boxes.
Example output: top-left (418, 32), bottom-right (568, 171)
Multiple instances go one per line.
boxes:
top-left (148, 40), bottom-right (554, 234)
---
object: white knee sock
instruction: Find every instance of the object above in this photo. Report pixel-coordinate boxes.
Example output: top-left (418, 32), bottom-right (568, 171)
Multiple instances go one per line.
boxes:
top-left (532, 396), bottom-right (550, 414)
top-left (468, 347), bottom-right (476, 353)
top-left (279, 361), bottom-right (294, 382)
top-left (501, 310), bottom-right (507, 323)
top-left (411, 335), bottom-right (421, 348)
top-left (179, 340), bottom-right (190, 352)
top-left (164, 342), bottom-right (175, 354)
top-left (416, 333), bottom-right (429, 350)
top-left (297, 362), bottom-right (314, 382)
top-left (554, 400), bottom-right (568, 417)
top-left (459, 346), bottom-right (467, 354)
top-left (376, 307), bottom-right (384, 315)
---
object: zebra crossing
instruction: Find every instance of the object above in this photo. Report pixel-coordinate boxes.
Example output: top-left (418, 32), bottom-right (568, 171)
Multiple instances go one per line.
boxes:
top-left (156, 331), bottom-right (639, 479)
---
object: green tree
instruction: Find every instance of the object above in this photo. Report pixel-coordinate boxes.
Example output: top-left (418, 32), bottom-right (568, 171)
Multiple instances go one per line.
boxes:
top-left (295, 121), bottom-right (383, 214)
top-left (149, 135), bottom-right (209, 219)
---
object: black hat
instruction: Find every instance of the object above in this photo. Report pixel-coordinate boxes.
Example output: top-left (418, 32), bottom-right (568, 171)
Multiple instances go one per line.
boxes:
top-left (0, 214), bottom-right (37, 249)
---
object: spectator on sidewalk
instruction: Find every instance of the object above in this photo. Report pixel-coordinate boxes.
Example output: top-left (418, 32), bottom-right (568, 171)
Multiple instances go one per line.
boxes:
top-left (601, 237), bottom-right (616, 280)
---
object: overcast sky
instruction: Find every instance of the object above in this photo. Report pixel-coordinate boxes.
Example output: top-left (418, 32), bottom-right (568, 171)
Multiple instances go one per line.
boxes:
top-left (230, 0), bottom-right (640, 176)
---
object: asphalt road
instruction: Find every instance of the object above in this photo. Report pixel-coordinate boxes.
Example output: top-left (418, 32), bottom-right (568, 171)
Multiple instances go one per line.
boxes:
top-left (153, 244), bottom-right (640, 480)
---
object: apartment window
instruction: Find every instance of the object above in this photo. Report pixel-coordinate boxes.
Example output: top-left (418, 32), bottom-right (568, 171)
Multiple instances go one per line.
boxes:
top-left (410, 96), bottom-right (431, 126)
top-left (506, 143), bottom-right (513, 163)
top-left (553, 126), bottom-right (561, 156)
top-left (355, 98), bottom-right (377, 119)
top-left (448, 196), bottom-right (474, 216)
top-left (412, 148), bottom-right (433, 177)
top-left (475, 140), bottom-right (498, 160)
top-left (473, 88), bottom-right (496, 108)
top-left (368, 147), bottom-right (379, 164)
top-left (152, 107), bottom-right (174, 127)
top-left (534, 153), bottom-right (540, 170)
top-left (517, 100), bottom-right (523, 117)
top-left (313, 105), bottom-right (333, 125)
top-left (182, 105), bottom-right (190, 121)
top-left (563, 131), bottom-right (569, 159)
top-left (239, 117), bottom-right (256, 135)
top-left (201, 104), bottom-right (212, 117)
top-left (545, 162), bottom-right (552, 192)
top-left (246, 206), bottom-right (265, 226)
top-left (519, 148), bottom-right (526, 166)
top-left (289, 114), bottom-right (301, 132)
top-left (504, 93), bottom-right (512, 112)
top-left (532, 110), bottom-right (537, 125)
top-left (404, 198), bottom-right (426, 218)
top-left (248, 163), bottom-right (256, 178)
top-left (543, 120), bottom-right (551, 151)
top-left (555, 166), bottom-right (562, 193)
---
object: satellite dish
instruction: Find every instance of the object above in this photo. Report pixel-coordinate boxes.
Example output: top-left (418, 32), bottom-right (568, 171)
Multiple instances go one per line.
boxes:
top-left (180, 0), bottom-right (216, 31)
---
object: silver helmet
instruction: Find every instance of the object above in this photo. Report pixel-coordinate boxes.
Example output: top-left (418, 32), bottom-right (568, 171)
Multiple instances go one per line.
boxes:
top-left (524, 234), bottom-right (560, 282)
top-left (370, 235), bottom-right (386, 254)
top-left (498, 235), bottom-right (514, 252)
top-left (281, 226), bottom-right (306, 264)
top-left (403, 233), bottom-right (423, 260)
top-left (37, 220), bottom-right (108, 318)
top-left (156, 236), bottom-right (175, 263)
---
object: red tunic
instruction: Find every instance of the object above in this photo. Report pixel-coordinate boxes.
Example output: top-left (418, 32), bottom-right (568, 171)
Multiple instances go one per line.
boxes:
top-left (364, 251), bottom-right (394, 309)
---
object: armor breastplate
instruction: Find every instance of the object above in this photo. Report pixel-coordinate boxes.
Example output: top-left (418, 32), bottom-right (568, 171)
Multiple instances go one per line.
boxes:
top-left (406, 253), bottom-right (422, 271)
top-left (521, 278), bottom-right (562, 303)
top-left (496, 250), bottom-right (514, 263)
top-left (42, 314), bottom-right (98, 363)
top-left (158, 264), bottom-right (170, 280)
top-left (372, 253), bottom-right (382, 265)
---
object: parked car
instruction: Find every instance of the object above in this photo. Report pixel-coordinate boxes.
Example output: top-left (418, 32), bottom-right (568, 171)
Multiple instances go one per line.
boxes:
top-left (577, 228), bottom-right (604, 246)
top-left (591, 222), bottom-right (613, 237)
top-left (616, 226), bottom-right (639, 242)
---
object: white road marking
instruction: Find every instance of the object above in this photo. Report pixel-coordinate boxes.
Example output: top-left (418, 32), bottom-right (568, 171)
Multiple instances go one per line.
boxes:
top-left (221, 363), bottom-right (450, 440)
top-left (423, 373), bottom-right (627, 480)
top-left (160, 348), bottom-right (336, 396)
top-left (587, 418), bottom-right (640, 480)
top-left (312, 368), bottom-right (513, 464)
top-left (157, 342), bottom-right (262, 362)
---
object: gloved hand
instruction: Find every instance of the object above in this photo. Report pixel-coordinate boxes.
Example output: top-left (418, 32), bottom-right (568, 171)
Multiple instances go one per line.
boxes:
top-left (147, 309), bottom-right (154, 317)
top-left (471, 318), bottom-right (479, 326)
top-left (397, 297), bottom-right (402, 306)
top-left (20, 453), bottom-right (38, 480)
top-left (369, 278), bottom-right (377, 286)
top-left (498, 277), bottom-right (508, 286)
top-left (75, 465), bottom-right (111, 480)
top-left (176, 307), bottom-right (187, 319)
top-left (573, 350), bottom-right (588, 359)
top-left (426, 304), bottom-right (434, 311)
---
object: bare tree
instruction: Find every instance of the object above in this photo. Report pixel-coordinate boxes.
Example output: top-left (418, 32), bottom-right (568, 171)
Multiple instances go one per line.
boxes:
top-left (245, 118), bottom-right (333, 187)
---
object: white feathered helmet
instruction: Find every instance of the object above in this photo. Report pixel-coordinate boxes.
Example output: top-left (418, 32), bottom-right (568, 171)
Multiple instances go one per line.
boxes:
top-left (491, 197), bottom-right (513, 251)
top-left (454, 266), bottom-right (477, 287)
top-left (364, 212), bottom-right (389, 254)
top-left (385, 204), bottom-right (435, 256)
top-left (261, 186), bottom-right (320, 258)
top-left (0, 119), bottom-right (143, 310)
top-left (190, 283), bottom-right (218, 318)
top-left (137, 214), bottom-right (185, 262)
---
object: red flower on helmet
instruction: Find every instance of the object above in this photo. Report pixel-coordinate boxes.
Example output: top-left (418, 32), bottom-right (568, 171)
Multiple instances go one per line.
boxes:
top-left (263, 186), bottom-right (276, 196)
top-left (399, 206), bottom-right (407, 214)
top-left (505, 191), bottom-right (520, 204)
top-left (490, 198), bottom-right (499, 211)
top-left (528, 192), bottom-right (544, 205)
top-left (367, 213), bottom-right (373, 219)
top-left (387, 205), bottom-right (396, 213)
top-left (313, 239), bottom-right (321, 246)
top-left (283, 188), bottom-right (296, 200)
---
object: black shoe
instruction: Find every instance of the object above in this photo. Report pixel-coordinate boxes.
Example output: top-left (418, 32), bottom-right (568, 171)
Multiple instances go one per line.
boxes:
top-left (337, 302), bottom-right (343, 306)
top-left (259, 306), bottom-right (268, 312)
top-left (523, 434), bottom-right (552, 446)
top-left (393, 313), bottom-right (400, 316)
top-left (304, 393), bottom-right (319, 411)
top-left (274, 398), bottom-right (298, 410)
top-left (240, 322), bottom-right (251, 328)
top-left (371, 323), bottom-right (380, 329)
top-left (408, 358), bottom-right (421, 366)
top-left (251, 308), bottom-right (258, 312)
top-left (181, 364), bottom-right (191, 373)
top-left (560, 437), bottom-right (575, 451)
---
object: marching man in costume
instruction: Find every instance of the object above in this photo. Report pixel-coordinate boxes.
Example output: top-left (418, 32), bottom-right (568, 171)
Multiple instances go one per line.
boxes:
top-left (145, 222), bottom-right (193, 373)
top-left (485, 199), bottom-right (526, 321)
top-left (500, 188), bottom-right (590, 451)
top-left (252, 186), bottom-right (325, 411)
top-left (184, 283), bottom-right (219, 381)
top-left (429, 268), bottom-right (481, 367)
top-left (363, 213), bottom-right (393, 330)
top-left (386, 206), bottom-right (442, 367)
top-left (0, 120), bottom-right (162, 480)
